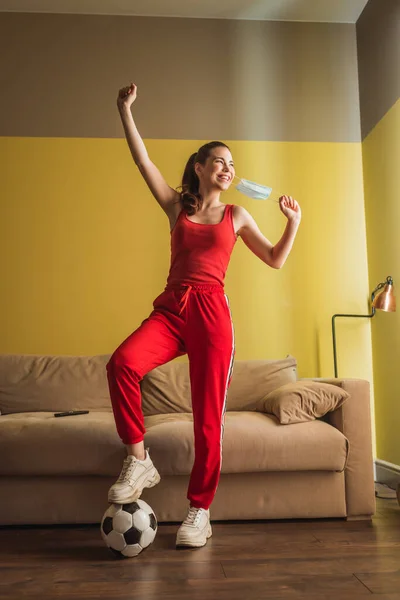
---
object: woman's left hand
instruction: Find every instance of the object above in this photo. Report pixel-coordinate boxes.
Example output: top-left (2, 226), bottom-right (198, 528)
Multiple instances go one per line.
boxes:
top-left (279, 195), bottom-right (301, 223)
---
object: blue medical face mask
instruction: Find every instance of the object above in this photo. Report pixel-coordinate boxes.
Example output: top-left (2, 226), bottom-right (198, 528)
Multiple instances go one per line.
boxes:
top-left (234, 176), bottom-right (273, 200)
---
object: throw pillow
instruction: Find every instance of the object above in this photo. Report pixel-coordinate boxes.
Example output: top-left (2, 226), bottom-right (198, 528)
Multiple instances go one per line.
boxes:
top-left (263, 381), bottom-right (350, 424)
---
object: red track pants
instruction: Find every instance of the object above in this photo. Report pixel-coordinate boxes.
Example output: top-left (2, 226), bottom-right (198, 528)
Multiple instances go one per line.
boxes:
top-left (106, 283), bottom-right (235, 510)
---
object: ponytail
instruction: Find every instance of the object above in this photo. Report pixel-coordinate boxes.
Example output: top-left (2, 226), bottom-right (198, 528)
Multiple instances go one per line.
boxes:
top-left (179, 152), bottom-right (201, 215)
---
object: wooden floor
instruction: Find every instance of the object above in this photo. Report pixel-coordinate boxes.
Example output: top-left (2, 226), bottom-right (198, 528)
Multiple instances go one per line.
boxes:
top-left (1, 497), bottom-right (400, 599)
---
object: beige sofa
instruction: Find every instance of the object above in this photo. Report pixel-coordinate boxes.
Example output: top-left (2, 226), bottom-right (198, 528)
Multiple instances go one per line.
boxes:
top-left (0, 353), bottom-right (375, 525)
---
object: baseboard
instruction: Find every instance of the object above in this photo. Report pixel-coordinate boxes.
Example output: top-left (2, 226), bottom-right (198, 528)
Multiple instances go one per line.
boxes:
top-left (375, 458), bottom-right (400, 490)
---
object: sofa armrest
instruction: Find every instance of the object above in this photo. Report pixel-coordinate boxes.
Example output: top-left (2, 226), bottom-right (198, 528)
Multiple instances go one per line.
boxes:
top-left (299, 377), bottom-right (375, 519)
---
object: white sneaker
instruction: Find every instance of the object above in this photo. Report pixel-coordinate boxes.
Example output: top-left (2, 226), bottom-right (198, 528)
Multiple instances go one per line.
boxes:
top-left (108, 449), bottom-right (160, 504)
top-left (176, 506), bottom-right (212, 548)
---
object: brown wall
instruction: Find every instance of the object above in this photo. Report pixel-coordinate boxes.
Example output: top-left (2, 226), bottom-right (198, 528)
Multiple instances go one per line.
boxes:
top-left (0, 12), bottom-right (361, 142)
top-left (357, 0), bottom-right (400, 139)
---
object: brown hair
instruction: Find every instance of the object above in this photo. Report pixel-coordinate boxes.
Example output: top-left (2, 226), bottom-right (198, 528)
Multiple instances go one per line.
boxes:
top-left (177, 141), bottom-right (231, 215)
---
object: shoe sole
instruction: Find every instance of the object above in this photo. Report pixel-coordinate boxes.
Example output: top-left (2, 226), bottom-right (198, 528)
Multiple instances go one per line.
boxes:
top-left (107, 468), bottom-right (161, 504)
top-left (176, 524), bottom-right (212, 548)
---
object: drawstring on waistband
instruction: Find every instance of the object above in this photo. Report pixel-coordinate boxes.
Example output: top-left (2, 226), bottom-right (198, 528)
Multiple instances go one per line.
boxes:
top-left (179, 285), bottom-right (192, 315)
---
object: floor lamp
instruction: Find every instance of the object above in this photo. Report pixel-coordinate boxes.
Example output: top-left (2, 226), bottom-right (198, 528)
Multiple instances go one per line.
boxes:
top-left (332, 275), bottom-right (397, 504)
top-left (331, 275), bottom-right (396, 379)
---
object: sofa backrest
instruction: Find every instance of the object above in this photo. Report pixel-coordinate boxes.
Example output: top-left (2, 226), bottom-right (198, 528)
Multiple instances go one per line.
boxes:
top-left (0, 354), bottom-right (112, 414)
top-left (141, 356), bottom-right (297, 415)
top-left (0, 353), bottom-right (297, 415)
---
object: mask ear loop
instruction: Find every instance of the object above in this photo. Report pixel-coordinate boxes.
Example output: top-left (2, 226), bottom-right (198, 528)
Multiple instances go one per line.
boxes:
top-left (233, 175), bottom-right (280, 203)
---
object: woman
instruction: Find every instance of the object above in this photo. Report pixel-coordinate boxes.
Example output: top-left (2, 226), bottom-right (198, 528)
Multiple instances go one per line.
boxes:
top-left (106, 83), bottom-right (301, 548)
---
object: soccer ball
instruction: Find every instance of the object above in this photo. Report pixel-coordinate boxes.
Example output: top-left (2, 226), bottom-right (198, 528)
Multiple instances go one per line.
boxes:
top-left (101, 499), bottom-right (158, 558)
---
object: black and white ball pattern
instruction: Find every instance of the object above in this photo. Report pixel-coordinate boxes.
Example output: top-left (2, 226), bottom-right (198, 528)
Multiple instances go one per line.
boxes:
top-left (101, 499), bottom-right (158, 558)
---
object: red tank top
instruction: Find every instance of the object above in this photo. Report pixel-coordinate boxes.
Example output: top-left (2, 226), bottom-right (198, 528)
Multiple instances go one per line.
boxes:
top-left (166, 204), bottom-right (237, 287)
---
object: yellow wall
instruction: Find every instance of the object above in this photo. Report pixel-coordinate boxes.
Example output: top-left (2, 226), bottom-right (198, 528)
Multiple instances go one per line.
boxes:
top-left (362, 98), bottom-right (400, 466)
top-left (1, 137), bottom-right (372, 379)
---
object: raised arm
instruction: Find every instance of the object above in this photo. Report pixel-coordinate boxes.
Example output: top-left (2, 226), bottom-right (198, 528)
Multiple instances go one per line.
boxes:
top-left (234, 196), bottom-right (301, 268)
top-left (117, 83), bottom-right (180, 217)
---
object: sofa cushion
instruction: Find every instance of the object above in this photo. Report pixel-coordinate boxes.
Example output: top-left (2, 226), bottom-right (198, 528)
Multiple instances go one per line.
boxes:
top-left (263, 381), bottom-right (350, 424)
top-left (141, 356), bottom-right (298, 415)
top-left (0, 354), bottom-right (112, 414)
top-left (145, 412), bottom-right (348, 474)
top-left (0, 410), bottom-right (348, 476)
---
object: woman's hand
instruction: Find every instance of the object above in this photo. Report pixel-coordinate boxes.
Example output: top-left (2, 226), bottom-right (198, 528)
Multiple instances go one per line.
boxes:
top-left (117, 82), bottom-right (137, 111)
top-left (279, 195), bottom-right (301, 223)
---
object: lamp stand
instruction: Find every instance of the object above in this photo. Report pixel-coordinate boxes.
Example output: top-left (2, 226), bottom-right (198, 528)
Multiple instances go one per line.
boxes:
top-left (331, 280), bottom-right (390, 378)
top-left (332, 309), bottom-right (375, 378)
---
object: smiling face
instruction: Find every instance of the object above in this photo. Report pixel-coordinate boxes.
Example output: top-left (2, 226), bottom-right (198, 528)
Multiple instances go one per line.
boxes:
top-left (195, 146), bottom-right (235, 192)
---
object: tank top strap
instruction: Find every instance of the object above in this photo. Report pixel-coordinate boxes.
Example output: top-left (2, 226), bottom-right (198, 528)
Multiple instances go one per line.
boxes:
top-left (225, 203), bottom-right (234, 223)
top-left (170, 207), bottom-right (184, 234)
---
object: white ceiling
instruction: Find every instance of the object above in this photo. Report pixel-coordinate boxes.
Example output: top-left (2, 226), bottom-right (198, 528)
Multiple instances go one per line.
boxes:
top-left (0, 0), bottom-right (369, 23)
